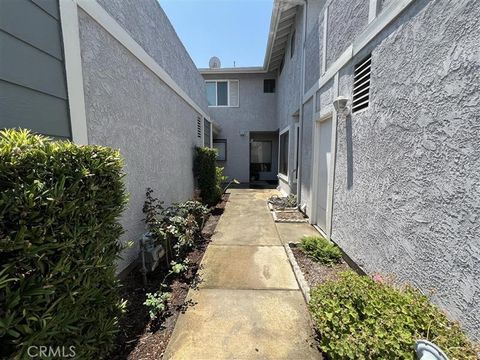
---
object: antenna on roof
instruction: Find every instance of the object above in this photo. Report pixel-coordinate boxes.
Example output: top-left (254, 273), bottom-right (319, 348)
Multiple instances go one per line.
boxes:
top-left (209, 56), bottom-right (221, 69)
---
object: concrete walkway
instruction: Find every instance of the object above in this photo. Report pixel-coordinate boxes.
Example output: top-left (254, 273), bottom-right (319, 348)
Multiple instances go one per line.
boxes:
top-left (164, 189), bottom-right (321, 359)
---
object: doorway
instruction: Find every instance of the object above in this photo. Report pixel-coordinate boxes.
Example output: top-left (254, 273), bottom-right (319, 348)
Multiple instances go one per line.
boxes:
top-left (313, 116), bottom-right (333, 233)
top-left (249, 131), bottom-right (278, 187)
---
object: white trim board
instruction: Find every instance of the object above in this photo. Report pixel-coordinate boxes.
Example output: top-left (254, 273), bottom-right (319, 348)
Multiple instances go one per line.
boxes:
top-left (60, 0), bottom-right (88, 144)
top-left (303, 0), bottom-right (416, 104)
top-left (72, 0), bottom-right (211, 124)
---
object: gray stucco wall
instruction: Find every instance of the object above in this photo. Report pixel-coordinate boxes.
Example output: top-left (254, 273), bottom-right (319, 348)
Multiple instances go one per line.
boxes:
top-left (203, 73), bottom-right (277, 183)
top-left (304, 18), bottom-right (320, 93)
top-left (299, 98), bottom-right (313, 212)
top-left (325, 0), bottom-right (369, 69)
top-left (304, 0), bottom-right (326, 92)
top-left (331, 0), bottom-right (480, 339)
top-left (0, 0), bottom-right (70, 138)
top-left (78, 3), bottom-right (206, 273)
top-left (96, 0), bottom-right (208, 110)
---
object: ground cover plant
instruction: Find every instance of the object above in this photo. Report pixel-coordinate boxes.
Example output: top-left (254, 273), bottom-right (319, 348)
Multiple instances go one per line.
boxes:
top-left (299, 235), bottom-right (342, 266)
top-left (309, 271), bottom-right (478, 359)
top-left (0, 129), bottom-right (127, 358)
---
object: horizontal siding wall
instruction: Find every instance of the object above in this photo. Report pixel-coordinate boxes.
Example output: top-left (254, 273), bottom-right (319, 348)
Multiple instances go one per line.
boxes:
top-left (0, 0), bottom-right (70, 138)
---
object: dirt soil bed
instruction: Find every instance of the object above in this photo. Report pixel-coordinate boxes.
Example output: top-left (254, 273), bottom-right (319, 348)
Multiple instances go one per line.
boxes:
top-left (290, 245), bottom-right (350, 289)
top-left (274, 210), bottom-right (308, 222)
top-left (108, 194), bottom-right (229, 360)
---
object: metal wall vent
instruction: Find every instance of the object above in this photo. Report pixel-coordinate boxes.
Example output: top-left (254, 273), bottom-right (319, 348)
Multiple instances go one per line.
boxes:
top-left (197, 116), bottom-right (202, 138)
top-left (352, 54), bottom-right (371, 113)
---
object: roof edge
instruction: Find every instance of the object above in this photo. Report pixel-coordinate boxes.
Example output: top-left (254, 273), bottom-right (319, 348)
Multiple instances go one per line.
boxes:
top-left (199, 66), bottom-right (268, 74)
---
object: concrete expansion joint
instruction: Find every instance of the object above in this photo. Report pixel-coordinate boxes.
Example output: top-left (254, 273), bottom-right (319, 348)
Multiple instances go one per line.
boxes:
top-left (199, 287), bottom-right (301, 292)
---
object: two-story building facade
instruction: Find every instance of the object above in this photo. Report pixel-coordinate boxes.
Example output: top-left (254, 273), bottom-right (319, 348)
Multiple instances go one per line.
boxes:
top-left (201, 0), bottom-right (480, 340)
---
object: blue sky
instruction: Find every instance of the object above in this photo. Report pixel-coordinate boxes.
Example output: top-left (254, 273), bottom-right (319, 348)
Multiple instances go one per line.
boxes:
top-left (159, 0), bottom-right (274, 68)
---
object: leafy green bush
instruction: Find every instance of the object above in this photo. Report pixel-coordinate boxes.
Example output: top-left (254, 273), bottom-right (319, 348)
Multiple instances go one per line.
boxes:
top-left (309, 271), bottom-right (477, 359)
top-left (299, 236), bottom-right (342, 266)
top-left (143, 188), bottom-right (209, 264)
top-left (142, 189), bottom-right (208, 319)
top-left (0, 129), bottom-right (128, 358)
top-left (194, 147), bottom-right (221, 206)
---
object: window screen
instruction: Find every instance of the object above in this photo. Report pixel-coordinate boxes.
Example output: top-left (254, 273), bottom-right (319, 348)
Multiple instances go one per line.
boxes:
top-left (213, 139), bottom-right (227, 161)
top-left (279, 131), bottom-right (289, 176)
top-left (264, 79), bottom-right (276, 93)
top-left (217, 81), bottom-right (228, 106)
top-left (204, 119), bottom-right (211, 147)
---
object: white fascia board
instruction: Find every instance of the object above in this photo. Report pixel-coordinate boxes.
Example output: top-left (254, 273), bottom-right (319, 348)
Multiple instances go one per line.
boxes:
top-left (199, 67), bottom-right (267, 75)
top-left (75, 0), bottom-right (211, 123)
top-left (60, 0), bottom-right (88, 144)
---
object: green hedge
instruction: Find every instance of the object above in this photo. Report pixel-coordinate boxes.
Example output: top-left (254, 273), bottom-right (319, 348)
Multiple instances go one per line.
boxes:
top-left (0, 130), bottom-right (127, 358)
top-left (309, 271), bottom-right (477, 359)
top-left (193, 147), bottom-right (222, 206)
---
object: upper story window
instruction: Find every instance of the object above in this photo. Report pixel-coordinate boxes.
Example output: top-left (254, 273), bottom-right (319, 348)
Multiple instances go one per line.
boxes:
top-left (206, 80), bottom-right (239, 107)
top-left (264, 79), bottom-right (276, 93)
top-left (290, 30), bottom-right (296, 58)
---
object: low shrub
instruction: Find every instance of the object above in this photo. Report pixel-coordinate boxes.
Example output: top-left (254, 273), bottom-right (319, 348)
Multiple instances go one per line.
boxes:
top-left (309, 271), bottom-right (477, 359)
top-left (0, 129), bottom-right (128, 358)
top-left (299, 236), bottom-right (342, 266)
top-left (142, 189), bottom-right (208, 319)
top-left (143, 188), bottom-right (209, 264)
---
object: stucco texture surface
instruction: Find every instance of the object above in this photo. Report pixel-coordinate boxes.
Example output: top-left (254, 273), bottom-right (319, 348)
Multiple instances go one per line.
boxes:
top-left (96, 0), bottom-right (208, 111)
top-left (304, 18), bottom-right (321, 92)
top-left (326, 0), bottom-right (369, 69)
top-left (78, 9), bottom-right (203, 273)
top-left (332, 0), bottom-right (480, 339)
top-left (204, 73), bottom-right (277, 183)
top-left (300, 98), bottom-right (313, 213)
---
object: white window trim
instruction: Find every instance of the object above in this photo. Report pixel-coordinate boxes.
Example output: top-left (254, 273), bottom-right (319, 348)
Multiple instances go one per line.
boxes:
top-left (206, 79), bottom-right (239, 108)
top-left (278, 126), bottom-right (290, 181)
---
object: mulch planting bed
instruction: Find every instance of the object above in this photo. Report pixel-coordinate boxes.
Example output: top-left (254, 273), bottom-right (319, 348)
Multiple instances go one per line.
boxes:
top-left (290, 245), bottom-right (350, 289)
top-left (274, 210), bottom-right (308, 222)
top-left (108, 194), bottom-right (229, 360)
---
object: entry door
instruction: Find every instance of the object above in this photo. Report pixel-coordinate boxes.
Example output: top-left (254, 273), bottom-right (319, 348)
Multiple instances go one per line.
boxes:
top-left (315, 117), bottom-right (332, 231)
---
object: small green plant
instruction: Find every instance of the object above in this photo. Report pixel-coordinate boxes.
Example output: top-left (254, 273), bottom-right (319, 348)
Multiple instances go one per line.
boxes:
top-left (144, 290), bottom-right (170, 320)
top-left (309, 271), bottom-right (478, 359)
top-left (299, 236), bottom-right (342, 266)
top-left (170, 260), bottom-right (188, 274)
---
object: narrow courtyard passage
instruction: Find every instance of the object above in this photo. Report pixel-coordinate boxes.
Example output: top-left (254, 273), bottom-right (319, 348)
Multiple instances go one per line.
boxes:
top-left (164, 189), bottom-right (321, 359)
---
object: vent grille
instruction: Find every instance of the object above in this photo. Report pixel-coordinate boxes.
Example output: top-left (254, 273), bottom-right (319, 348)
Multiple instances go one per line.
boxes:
top-left (352, 55), bottom-right (371, 113)
top-left (197, 116), bottom-right (202, 138)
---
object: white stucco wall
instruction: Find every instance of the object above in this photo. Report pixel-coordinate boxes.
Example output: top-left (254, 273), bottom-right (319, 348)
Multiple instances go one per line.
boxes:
top-left (77, 1), bottom-right (209, 274)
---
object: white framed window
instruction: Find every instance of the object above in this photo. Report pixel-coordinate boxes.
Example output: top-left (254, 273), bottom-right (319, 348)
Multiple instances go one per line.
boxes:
top-left (206, 80), bottom-right (239, 107)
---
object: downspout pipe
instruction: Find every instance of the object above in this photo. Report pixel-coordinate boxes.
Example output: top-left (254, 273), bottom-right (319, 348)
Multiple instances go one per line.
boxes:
top-left (296, 0), bottom-right (307, 205)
